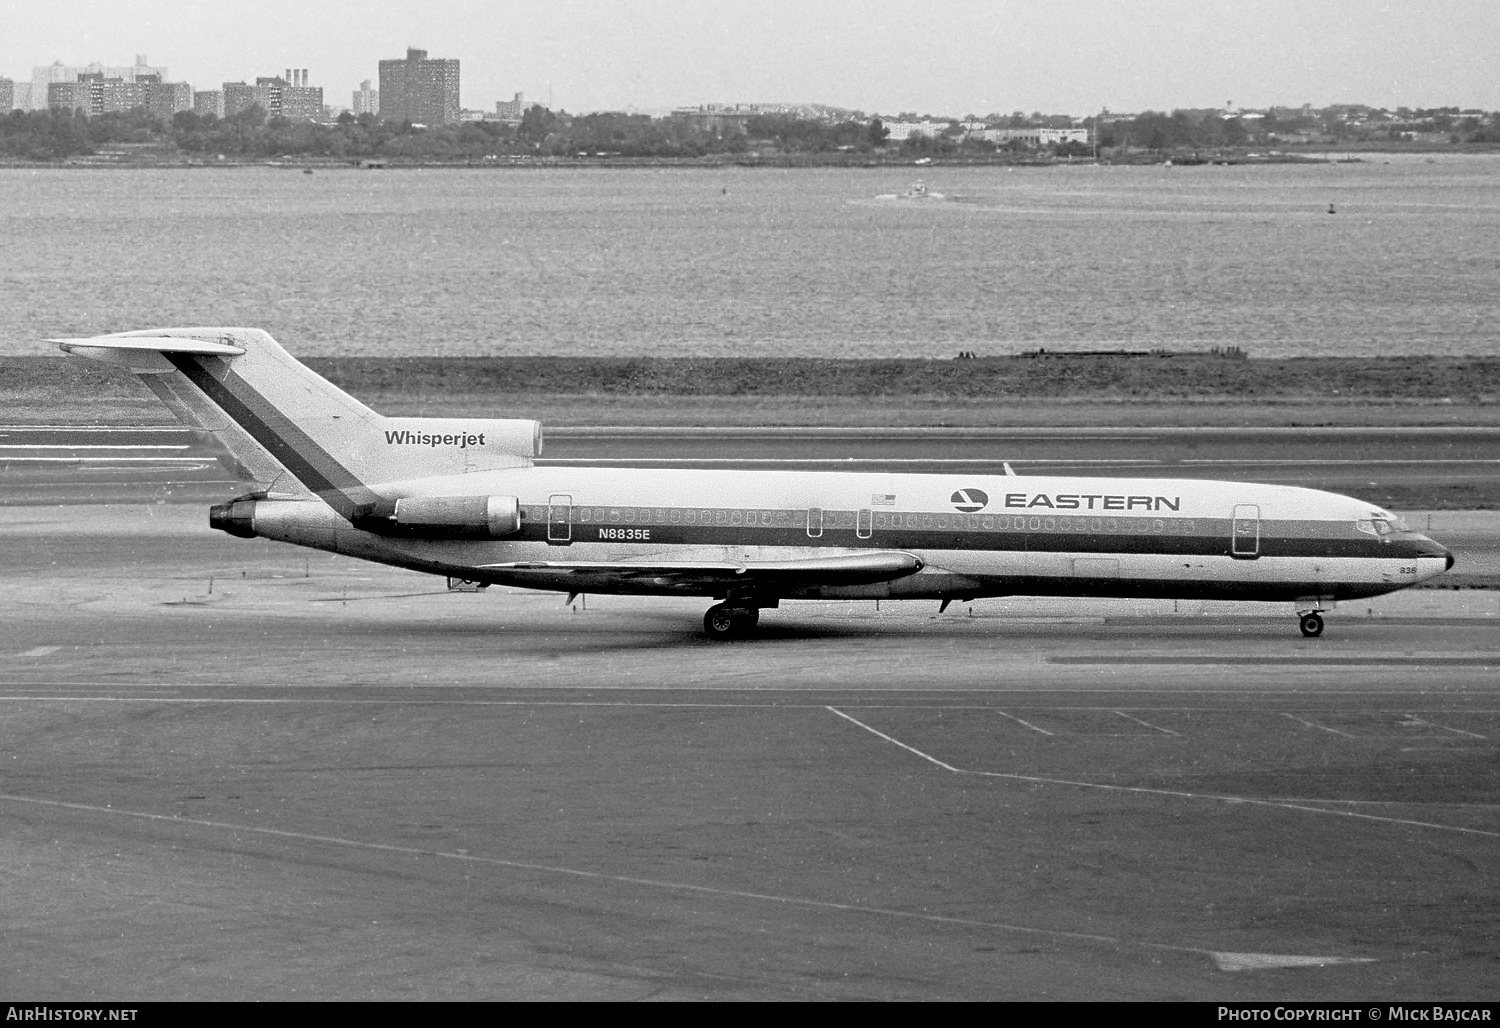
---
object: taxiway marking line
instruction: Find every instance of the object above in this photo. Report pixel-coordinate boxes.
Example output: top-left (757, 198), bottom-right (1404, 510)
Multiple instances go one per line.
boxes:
top-left (0, 457), bottom-right (209, 463)
top-left (537, 458), bottom-right (1153, 467)
top-left (3, 683), bottom-right (1500, 699)
top-left (1180, 459), bottom-right (1500, 466)
top-left (994, 710), bottom-right (1054, 736)
top-left (826, 706), bottom-right (963, 772)
top-left (0, 789), bottom-right (1367, 972)
top-left (825, 707), bottom-right (1500, 840)
top-left (1051, 656), bottom-right (1500, 667)
top-left (1281, 713), bottom-right (1357, 739)
top-left (535, 457), bottom-right (1499, 467)
top-left (1401, 715), bottom-right (1486, 740)
top-left (0, 696), bottom-right (812, 708)
top-left (0, 695), bottom-right (1492, 731)
top-left (1113, 710), bottom-right (1179, 735)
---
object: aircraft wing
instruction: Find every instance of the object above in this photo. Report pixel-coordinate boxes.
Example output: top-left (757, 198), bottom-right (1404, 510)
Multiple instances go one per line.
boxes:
top-left (480, 550), bottom-right (923, 587)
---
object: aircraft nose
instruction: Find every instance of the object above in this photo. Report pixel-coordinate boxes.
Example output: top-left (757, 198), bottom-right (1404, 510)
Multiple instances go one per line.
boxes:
top-left (1409, 534), bottom-right (1454, 574)
top-left (1419, 537), bottom-right (1455, 572)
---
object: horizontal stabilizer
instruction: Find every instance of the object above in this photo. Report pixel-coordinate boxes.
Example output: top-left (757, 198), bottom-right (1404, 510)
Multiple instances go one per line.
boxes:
top-left (482, 550), bottom-right (923, 587)
top-left (51, 336), bottom-right (246, 356)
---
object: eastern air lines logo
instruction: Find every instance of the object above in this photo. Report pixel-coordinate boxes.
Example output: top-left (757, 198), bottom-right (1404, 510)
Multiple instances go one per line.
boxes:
top-left (950, 488), bottom-right (989, 513)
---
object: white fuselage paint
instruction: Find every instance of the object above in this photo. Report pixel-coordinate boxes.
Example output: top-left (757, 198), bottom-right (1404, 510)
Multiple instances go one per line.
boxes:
top-left (245, 467), bottom-right (1452, 605)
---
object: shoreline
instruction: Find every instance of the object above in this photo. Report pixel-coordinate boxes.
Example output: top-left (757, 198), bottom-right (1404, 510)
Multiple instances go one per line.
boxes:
top-left (3, 146), bottom-right (1499, 172)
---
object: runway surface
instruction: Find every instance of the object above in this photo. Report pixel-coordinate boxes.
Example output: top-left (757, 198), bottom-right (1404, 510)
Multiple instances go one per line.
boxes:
top-left (1, 507), bottom-right (1498, 999)
top-left (4, 424), bottom-right (1500, 508)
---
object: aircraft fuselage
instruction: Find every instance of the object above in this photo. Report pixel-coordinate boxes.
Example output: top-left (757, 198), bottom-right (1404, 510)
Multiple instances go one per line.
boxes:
top-left (220, 465), bottom-right (1453, 606)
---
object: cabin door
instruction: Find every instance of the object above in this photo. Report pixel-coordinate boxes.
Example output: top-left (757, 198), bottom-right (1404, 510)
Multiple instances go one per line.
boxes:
top-left (1231, 504), bottom-right (1260, 559)
top-left (547, 494), bottom-right (572, 545)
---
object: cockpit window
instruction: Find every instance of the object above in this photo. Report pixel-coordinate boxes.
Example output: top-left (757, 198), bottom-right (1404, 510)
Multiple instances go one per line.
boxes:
top-left (1361, 516), bottom-right (1411, 536)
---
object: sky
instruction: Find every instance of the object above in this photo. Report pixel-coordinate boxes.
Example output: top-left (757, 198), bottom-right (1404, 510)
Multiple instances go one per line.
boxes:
top-left (5, 0), bottom-right (1498, 116)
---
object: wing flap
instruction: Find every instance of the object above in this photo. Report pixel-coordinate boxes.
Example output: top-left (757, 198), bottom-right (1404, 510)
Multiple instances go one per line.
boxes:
top-left (481, 550), bottom-right (923, 586)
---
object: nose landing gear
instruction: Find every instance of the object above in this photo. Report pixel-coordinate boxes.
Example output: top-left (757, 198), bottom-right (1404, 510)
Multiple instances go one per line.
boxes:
top-left (1295, 597), bottom-right (1333, 638)
top-left (703, 603), bottom-right (760, 640)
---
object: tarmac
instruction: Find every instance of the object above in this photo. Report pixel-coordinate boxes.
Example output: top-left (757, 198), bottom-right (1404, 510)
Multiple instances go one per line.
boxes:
top-left (1, 505), bottom-right (1498, 999)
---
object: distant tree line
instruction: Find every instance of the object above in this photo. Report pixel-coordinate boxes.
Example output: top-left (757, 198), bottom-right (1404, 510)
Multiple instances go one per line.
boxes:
top-left (4, 102), bottom-right (1500, 162)
top-left (1095, 106), bottom-right (1500, 151)
top-left (0, 105), bottom-right (891, 161)
top-left (0, 107), bottom-right (134, 159)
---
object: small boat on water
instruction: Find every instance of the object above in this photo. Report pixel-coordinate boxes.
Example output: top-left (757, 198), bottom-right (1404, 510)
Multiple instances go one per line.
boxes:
top-left (876, 180), bottom-right (947, 201)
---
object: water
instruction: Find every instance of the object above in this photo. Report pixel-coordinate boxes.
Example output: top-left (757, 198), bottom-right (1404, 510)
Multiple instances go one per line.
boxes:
top-left (2, 156), bottom-right (1498, 358)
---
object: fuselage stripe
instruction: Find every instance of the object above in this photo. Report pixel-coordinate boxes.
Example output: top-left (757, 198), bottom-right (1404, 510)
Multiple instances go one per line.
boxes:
top-left (165, 353), bottom-right (370, 517)
top-left (504, 503), bottom-right (1437, 560)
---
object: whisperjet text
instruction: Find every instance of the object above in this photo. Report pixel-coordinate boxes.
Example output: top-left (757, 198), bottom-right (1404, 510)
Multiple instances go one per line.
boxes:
top-left (385, 430), bottom-right (486, 449)
top-left (1001, 492), bottom-right (1180, 511)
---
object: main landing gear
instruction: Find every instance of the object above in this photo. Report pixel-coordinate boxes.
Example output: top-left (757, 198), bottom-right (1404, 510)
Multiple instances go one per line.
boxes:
top-left (703, 603), bottom-right (760, 640)
top-left (1298, 611), bottom-right (1325, 638)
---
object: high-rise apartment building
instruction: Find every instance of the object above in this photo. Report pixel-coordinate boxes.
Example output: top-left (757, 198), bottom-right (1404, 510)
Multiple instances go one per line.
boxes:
top-left (494, 92), bottom-right (526, 121)
top-left (280, 76), bottom-right (323, 121)
top-left (0, 79), bottom-right (13, 113)
top-left (222, 71), bottom-right (323, 121)
top-left (222, 82), bottom-right (262, 118)
top-left (194, 90), bottom-right (224, 119)
top-left (378, 48), bottom-right (459, 125)
top-left (49, 74), bottom-right (141, 116)
top-left (147, 78), bottom-right (193, 120)
top-left (30, 56), bottom-right (167, 111)
top-left (47, 72), bottom-right (191, 118)
top-left (352, 79), bottom-right (379, 116)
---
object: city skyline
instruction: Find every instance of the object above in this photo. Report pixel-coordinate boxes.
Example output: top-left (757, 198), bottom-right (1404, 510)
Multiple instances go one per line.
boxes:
top-left (4, 0), bottom-right (1499, 117)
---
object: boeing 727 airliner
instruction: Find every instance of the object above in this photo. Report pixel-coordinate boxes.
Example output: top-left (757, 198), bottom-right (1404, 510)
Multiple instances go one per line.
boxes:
top-left (56, 328), bottom-right (1455, 639)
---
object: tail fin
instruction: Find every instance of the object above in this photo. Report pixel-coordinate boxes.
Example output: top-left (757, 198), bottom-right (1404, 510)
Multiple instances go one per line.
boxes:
top-left (55, 328), bottom-right (542, 519)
